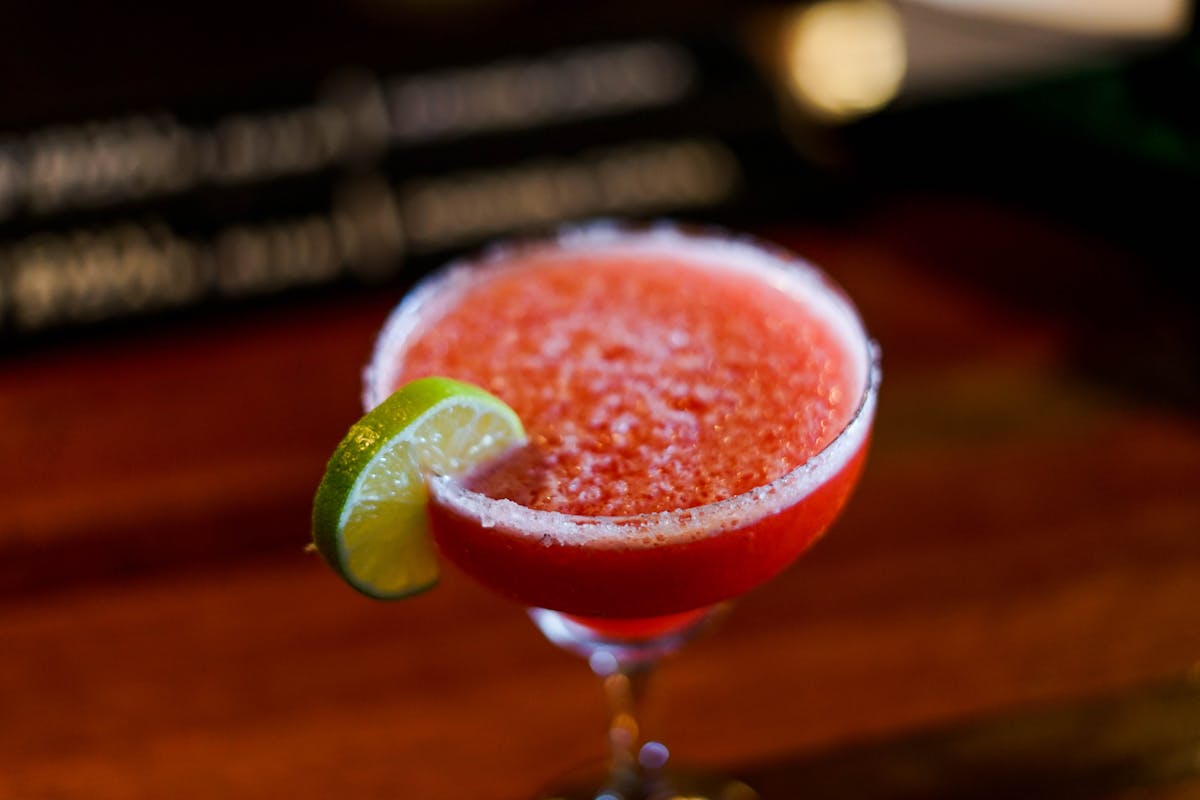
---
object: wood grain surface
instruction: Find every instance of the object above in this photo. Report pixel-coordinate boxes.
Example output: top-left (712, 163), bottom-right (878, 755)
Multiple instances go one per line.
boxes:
top-left (1, 196), bottom-right (1197, 800)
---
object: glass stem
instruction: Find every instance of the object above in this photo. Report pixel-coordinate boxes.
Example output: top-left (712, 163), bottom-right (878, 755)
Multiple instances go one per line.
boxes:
top-left (594, 654), bottom-right (668, 799)
top-left (529, 606), bottom-right (731, 798)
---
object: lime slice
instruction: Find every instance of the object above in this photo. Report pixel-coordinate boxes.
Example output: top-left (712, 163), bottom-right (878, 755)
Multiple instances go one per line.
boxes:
top-left (312, 376), bottom-right (526, 599)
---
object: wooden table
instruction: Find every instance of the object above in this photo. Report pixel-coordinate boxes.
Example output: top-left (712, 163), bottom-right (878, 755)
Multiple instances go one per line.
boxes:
top-left (2, 196), bottom-right (1197, 799)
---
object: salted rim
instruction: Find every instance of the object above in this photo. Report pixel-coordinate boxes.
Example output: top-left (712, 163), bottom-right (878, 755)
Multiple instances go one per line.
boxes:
top-left (364, 221), bottom-right (881, 548)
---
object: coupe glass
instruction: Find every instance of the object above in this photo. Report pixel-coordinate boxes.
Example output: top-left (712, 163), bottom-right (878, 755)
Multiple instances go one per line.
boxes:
top-left (364, 225), bottom-right (880, 800)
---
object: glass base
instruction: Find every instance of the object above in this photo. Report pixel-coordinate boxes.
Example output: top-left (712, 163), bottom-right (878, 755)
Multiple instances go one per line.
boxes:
top-left (536, 761), bottom-right (759, 800)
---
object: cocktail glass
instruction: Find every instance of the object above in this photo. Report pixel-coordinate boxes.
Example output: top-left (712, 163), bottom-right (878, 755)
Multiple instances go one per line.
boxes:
top-left (364, 225), bottom-right (880, 800)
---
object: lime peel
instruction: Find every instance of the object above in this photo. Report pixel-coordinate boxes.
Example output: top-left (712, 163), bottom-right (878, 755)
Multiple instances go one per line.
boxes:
top-left (312, 377), bottom-right (526, 600)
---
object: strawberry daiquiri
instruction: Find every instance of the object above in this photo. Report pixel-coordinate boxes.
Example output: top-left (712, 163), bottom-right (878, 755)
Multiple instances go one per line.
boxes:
top-left (365, 225), bottom-right (878, 632)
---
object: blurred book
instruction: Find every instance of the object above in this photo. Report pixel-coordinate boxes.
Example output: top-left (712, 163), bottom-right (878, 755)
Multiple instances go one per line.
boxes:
top-left (0, 1), bottom-right (831, 343)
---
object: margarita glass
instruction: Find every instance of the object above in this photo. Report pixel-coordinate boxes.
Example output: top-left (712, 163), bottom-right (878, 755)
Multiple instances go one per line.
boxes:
top-left (364, 224), bottom-right (879, 799)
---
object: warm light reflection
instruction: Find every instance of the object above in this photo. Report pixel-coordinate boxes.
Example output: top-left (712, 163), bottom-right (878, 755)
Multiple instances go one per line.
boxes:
top-left (906, 0), bottom-right (1191, 37)
top-left (780, 0), bottom-right (907, 122)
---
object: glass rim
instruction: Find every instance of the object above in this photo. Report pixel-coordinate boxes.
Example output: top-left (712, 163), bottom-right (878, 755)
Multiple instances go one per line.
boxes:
top-left (365, 220), bottom-right (881, 546)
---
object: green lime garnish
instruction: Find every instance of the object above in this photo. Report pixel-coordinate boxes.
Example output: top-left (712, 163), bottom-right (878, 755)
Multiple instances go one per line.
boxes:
top-left (312, 377), bottom-right (526, 599)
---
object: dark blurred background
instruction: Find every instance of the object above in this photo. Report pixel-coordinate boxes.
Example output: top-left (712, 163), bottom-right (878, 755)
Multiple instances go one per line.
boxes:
top-left (1, 0), bottom-right (1195, 361)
